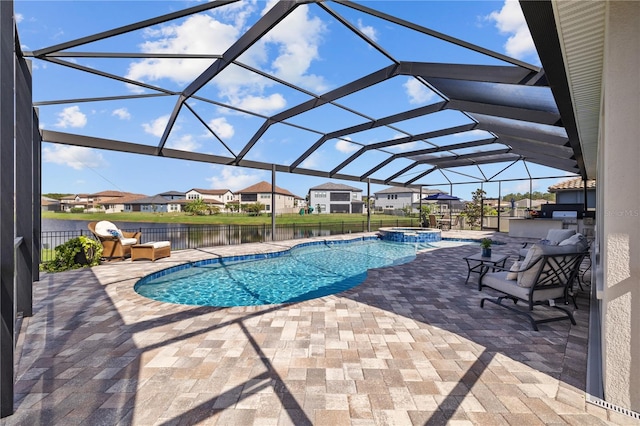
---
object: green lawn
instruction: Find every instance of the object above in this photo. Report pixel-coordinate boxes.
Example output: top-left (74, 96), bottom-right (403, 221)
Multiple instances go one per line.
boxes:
top-left (42, 210), bottom-right (419, 226)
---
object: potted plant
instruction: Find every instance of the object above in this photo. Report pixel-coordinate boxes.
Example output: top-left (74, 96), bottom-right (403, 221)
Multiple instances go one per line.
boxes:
top-left (480, 238), bottom-right (492, 257)
top-left (40, 236), bottom-right (103, 273)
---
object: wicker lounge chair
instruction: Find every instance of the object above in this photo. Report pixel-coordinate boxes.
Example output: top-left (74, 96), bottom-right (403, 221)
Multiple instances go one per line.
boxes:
top-left (88, 221), bottom-right (141, 260)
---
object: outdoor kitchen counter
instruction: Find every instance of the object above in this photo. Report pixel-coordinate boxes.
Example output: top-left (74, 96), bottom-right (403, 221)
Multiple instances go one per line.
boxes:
top-left (507, 218), bottom-right (565, 239)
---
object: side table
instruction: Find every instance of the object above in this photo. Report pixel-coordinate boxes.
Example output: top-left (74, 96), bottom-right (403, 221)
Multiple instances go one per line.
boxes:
top-left (463, 252), bottom-right (508, 289)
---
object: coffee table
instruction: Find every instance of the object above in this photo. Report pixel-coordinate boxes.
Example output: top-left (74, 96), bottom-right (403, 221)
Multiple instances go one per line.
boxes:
top-left (463, 252), bottom-right (509, 288)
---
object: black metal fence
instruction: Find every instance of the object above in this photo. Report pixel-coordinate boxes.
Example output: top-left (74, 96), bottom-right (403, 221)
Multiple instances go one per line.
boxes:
top-left (40, 219), bottom-right (419, 262)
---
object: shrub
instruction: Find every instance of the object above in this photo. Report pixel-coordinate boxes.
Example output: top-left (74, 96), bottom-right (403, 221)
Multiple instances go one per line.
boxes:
top-left (40, 236), bottom-right (103, 273)
top-left (69, 207), bottom-right (85, 213)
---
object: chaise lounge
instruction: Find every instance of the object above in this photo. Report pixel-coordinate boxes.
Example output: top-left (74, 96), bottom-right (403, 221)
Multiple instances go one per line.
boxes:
top-left (88, 221), bottom-right (141, 260)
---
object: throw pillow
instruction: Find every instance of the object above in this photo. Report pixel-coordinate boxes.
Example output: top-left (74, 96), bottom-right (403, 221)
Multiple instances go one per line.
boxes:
top-left (546, 229), bottom-right (576, 245)
top-left (517, 244), bottom-right (545, 287)
top-left (506, 261), bottom-right (520, 280)
top-left (517, 243), bottom-right (578, 288)
top-left (107, 229), bottom-right (123, 239)
top-left (558, 233), bottom-right (587, 251)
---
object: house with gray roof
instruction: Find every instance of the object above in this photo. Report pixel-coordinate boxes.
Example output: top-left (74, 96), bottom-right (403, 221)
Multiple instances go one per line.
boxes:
top-left (124, 195), bottom-right (183, 213)
top-left (158, 190), bottom-right (186, 200)
top-left (308, 182), bottom-right (364, 214)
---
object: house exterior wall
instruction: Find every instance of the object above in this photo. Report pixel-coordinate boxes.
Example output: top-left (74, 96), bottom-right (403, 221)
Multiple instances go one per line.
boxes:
top-left (309, 189), bottom-right (362, 214)
top-left (556, 190), bottom-right (596, 209)
top-left (185, 190), bottom-right (233, 204)
top-left (599, 1), bottom-right (640, 412)
top-left (239, 193), bottom-right (295, 214)
top-left (374, 191), bottom-right (419, 211)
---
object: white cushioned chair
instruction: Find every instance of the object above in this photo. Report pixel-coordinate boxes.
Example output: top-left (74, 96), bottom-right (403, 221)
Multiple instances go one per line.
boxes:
top-left (88, 220), bottom-right (141, 260)
top-left (479, 245), bottom-right (587, 331)
top-left (518, 229), bottom-right (588, 260)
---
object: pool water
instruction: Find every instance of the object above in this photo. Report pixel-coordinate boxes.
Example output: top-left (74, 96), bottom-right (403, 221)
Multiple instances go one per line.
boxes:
top-left (134, 238), bottom-right (474, 307)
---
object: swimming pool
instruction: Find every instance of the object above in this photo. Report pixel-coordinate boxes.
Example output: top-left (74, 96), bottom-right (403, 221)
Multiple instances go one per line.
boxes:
top-left (134, 237), bottom-right (475, 307)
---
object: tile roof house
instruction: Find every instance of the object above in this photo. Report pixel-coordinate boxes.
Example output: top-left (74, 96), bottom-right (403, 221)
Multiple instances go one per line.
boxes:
top-left (549, 178), bottom-right (596, 209)
top-left (41, 196), bottom-right (61, 212)
top-left (236, 181), bottom-right (300, 214)
top-left (185, 188), bottom-right (234, 212)
top-left (308, 182), bottom-right (364, 214)
top-left (94, 192), bottom-right (148, 213)
top-left (58, 191), bottom-right (147, 213)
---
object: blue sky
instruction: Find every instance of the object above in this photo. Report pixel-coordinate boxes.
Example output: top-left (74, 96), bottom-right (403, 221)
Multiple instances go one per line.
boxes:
top-left (16, 0), bottom-right (575, 202)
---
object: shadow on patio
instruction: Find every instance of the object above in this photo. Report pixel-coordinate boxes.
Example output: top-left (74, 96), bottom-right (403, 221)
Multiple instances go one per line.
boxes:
top-left (5, 233), bottom-right (612, 425)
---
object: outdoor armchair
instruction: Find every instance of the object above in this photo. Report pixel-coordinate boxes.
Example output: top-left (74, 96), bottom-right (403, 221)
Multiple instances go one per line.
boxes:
top-left (88, 221), bottom-right (141, 260)
top-left (479, 246), bottom-right (587, 331)
top-left (518, 228), bottom-right (579, 260)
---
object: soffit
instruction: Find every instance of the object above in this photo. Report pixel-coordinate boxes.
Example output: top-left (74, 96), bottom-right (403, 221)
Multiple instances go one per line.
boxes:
top-left (552, 0), bottom-right (605, 179)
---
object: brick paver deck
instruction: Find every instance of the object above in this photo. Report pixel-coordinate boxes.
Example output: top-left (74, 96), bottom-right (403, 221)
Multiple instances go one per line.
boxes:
top-left (6, 231), bottom-right (628, 425)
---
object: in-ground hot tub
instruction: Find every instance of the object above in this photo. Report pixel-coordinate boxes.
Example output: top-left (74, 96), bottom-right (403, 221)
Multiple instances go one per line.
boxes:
top-left (377, 227), bottom-right (442, 243)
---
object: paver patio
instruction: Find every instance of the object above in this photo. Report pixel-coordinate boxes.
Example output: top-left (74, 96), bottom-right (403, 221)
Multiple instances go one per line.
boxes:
top-left (5, 231), bottom-right (629, 425)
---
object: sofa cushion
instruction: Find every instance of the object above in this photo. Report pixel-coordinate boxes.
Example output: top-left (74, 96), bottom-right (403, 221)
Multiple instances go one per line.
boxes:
top-left (517, 244), bottom-right (545, 287)
top-left (120, 237), bottom-right (138, 246)
top-left (482, 271), bottom-right (565, 301)
top-left (558, 233), bottom-right (588, 252)
top-left (506, 261), bottom-right (520, 280)
top-left (95, 220), bottom-right (119, 238)
top-left (546, 229), bottom-right (576, 245)
top-left (517, 243), bottom-right (578, 288)
top-left (136, 241), bottom-right (170, 249)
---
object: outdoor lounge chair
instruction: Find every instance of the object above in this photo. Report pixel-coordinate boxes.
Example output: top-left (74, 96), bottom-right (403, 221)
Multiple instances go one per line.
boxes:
top-left (479, 245), bottom-right (587, 331)
top-left (428, 214), bottom-right (440, 229)
top-left (88, 221), bottom-right (141, 260)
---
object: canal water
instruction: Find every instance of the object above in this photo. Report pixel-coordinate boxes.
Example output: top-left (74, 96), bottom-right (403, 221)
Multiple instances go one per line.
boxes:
top-left (40, 218), bottom-right (357, 254)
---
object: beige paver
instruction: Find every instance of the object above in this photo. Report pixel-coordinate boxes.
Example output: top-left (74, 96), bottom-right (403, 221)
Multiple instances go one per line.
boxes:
top-left (5, 231), bottom-right (632, 425)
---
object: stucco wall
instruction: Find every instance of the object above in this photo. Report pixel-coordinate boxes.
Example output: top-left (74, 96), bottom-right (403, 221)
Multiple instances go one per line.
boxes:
top-left (600, 0), bottom-right (640, 412)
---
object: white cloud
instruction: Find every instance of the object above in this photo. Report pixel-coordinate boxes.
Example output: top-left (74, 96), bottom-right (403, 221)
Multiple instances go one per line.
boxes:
top-left (43, 145), bottom-right (107, 170)
top-left (357, 19), bottom-right (377, 41)
top-left (55, 106), bottom-right (87, 128)
top-left (112, 108), bottom-right (131, 120)
top-left (403, 78), bottom-right (436, 105)
top-left (206, 166), bottom-right (265, 191)
top-left (207, 117), bottom-right (235, 139)
top-left (454, 129), bottom-right (491, 138)
top-left (261, 5), bottom-right (328, 92)
top-left (388, 141), bottom-right (420, 153)
top-left (126, 14), bottom-right (241, 85)
top-left (231, 93), bottom-right (287, 115)
top-left (300, 151), bottom-right (323, 169)
top-left (166, 134), bottom-right (200, 152)
top-left (335, 139), bottom-right (359, 154)
top-left (15, 13), bottom-right (23, 24)
top-left (126, 1), bottom-right (328, 112)
top-left (487, 0), bottom-right (537, 60)
top-left (142, 114), bottom-right (171, 137)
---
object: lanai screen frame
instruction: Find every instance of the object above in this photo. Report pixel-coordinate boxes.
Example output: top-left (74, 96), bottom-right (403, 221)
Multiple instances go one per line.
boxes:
top-left (23, 0), bottom-right (585, 190)
top-left (1, 0), bottom-right (590, 417)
